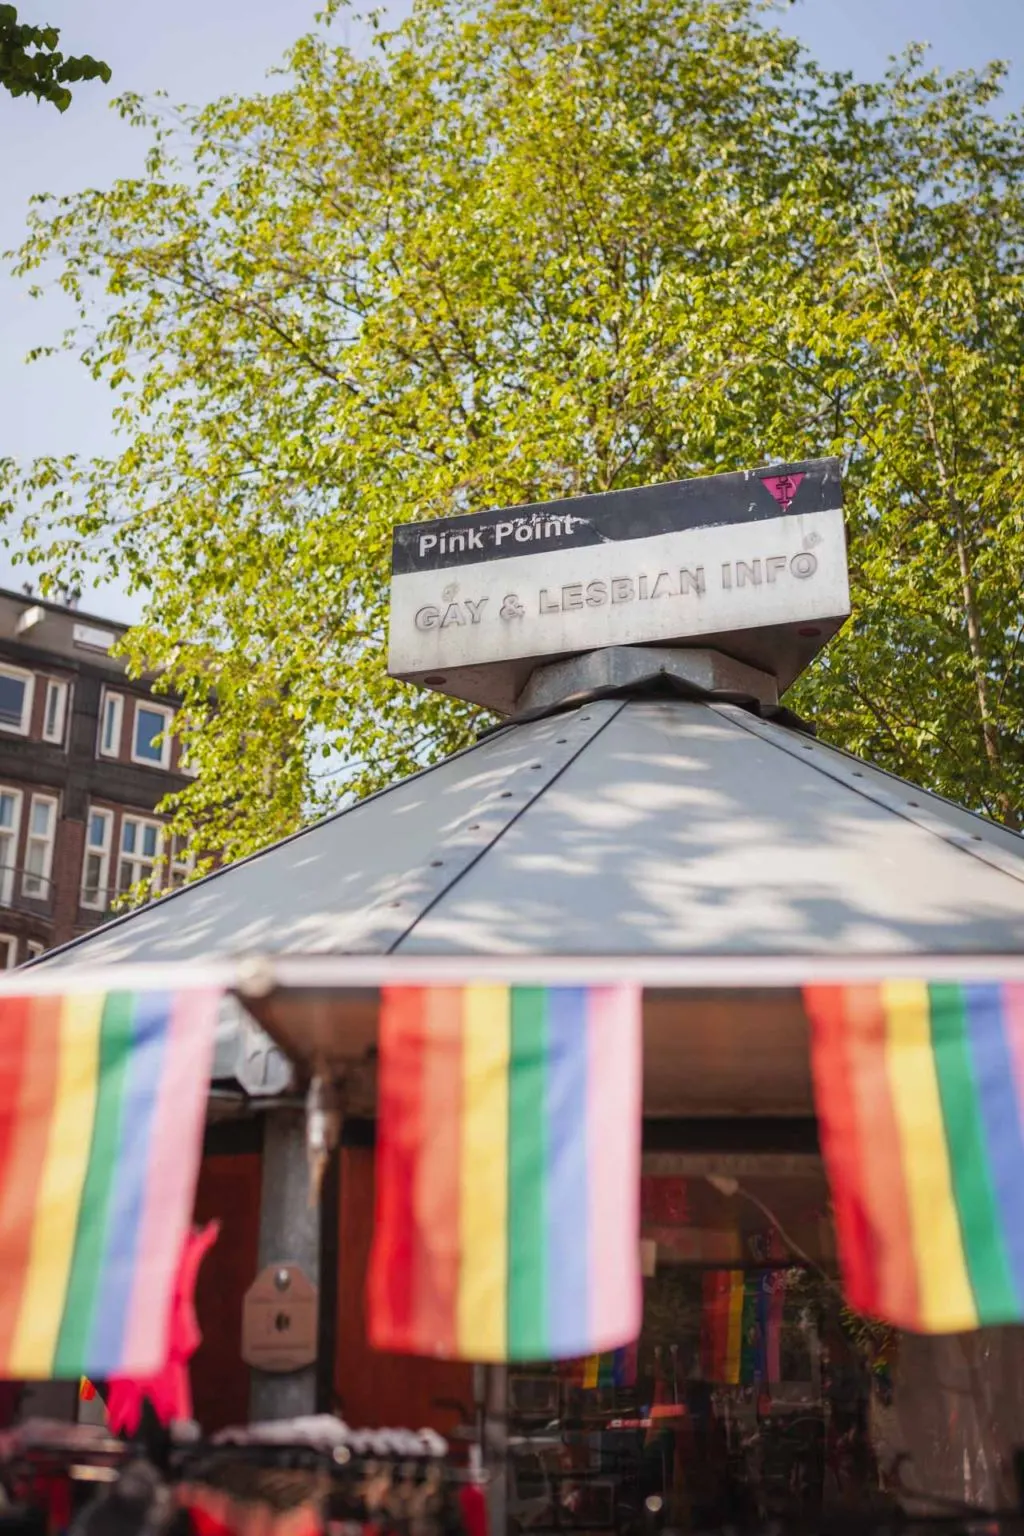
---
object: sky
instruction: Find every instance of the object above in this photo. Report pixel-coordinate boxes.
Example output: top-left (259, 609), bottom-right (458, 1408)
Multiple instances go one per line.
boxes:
top-left (1, 0), bottom-right (1021, 623)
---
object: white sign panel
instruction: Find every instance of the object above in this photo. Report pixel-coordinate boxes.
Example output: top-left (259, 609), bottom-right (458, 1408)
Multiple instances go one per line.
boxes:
top-left (389, 460), bottom-right (850, 710)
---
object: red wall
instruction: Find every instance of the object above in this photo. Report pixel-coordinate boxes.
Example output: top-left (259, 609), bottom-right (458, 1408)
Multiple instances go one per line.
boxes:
top-left (191, 1149), bottom-right (262, 1431)
top-left (187, 1141), bottom-right (471, 1437)
top-left (334, 1145), bottom-right (472, 1434)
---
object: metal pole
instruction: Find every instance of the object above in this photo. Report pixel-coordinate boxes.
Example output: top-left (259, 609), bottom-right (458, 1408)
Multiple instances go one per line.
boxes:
top-left (485, 1365), bottom-right (508, 1536)
top-left (249, 1106), bottom-right (320, 1420)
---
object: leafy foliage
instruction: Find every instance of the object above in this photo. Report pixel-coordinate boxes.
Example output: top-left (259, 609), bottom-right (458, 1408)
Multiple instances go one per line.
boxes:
top-left (840, 1305), bottom-right (897, 1376)
top-left (0, 5), bottom-right (110, 112)
top-left (3, 0), bottom-right (1023, 866)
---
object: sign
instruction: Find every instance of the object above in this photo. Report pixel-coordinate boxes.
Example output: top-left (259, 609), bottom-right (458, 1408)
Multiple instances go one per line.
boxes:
top-left (241, 1264), bottom-right (318, 1373)
top-left (388, 459), bottom-right (849, 712)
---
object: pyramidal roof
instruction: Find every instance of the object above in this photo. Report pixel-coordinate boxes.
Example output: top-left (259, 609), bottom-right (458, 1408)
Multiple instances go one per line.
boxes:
top-left (36, 457), bottom-right (1024, 975)
top-left (39, 690), bottom-right (1024, 970)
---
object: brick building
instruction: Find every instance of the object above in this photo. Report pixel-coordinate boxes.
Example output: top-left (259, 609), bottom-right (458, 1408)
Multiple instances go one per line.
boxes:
top-left (0, 587), bottom-right (192, 966)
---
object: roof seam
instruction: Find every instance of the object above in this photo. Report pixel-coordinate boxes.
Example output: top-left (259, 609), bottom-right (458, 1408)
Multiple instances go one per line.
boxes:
top-left (389, 698), bottom-right (630, 953)
top-left (709, 704), bottom-right (1024, 890)
top-left (819, 734), bottom-right (1021, 844)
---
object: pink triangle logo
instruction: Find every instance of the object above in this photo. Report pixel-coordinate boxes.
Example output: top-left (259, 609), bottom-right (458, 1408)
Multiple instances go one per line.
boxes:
top-left (760, 472), bottom-right (805, 513)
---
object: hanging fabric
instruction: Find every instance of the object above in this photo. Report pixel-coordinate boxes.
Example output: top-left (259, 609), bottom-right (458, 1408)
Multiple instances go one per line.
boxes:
top-left (805, 980), bottom-right (1024, 1332)
top-left (579, 1342), bottom-right (638, 1389)
top-left (367, 984), bottom-right (643, 1362)
top-left (699, 1270), bottom-right (744, 1383)
top-left (107, 1220), bottom-right (220, 1433)
top-left (0, 986), bottom-right (221, 1380)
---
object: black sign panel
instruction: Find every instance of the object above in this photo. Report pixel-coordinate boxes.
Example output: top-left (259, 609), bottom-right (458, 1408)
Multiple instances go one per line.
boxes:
top-left (391, 458), bottom-right (841, 575)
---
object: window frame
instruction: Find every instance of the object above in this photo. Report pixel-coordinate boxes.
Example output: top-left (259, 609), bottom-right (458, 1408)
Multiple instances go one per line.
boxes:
top-left (168, 834), bottom-right (195, 890)
top-left (98, 691), bottom-right (124, 759)
top-left (42, 677), bottom-right (70, 746)
top-left (0, 786), bottom-right (24, 907)
top-left (118, 813), bottom-right (164, 898)
top-left (0, 664), bottom-right (35, 737)
top-left (130, 700), bottom-right (174, 770)
top-left (0, 934), bottom-right (17, 970)
top-left (25, 940), bottom-right (44, 961)
top-left (80, 806), bottom-right (114, 911)
top-left (22, 793), bottom-right (58, 901)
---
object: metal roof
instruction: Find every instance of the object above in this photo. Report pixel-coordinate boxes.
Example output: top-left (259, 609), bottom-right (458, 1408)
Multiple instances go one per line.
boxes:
top-left (40, 694), bottom-right (1024, 968)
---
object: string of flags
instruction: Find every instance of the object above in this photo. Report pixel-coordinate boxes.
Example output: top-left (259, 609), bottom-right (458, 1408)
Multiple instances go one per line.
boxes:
top-left (4, 968), bottom-right (1024, 1402)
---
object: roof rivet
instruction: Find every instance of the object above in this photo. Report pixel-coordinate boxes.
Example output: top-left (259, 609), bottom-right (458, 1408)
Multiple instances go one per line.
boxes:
top-left (430, 860), bottom-right (443, 867)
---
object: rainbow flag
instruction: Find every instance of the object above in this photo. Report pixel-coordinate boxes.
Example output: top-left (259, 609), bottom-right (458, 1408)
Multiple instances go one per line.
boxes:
top-left (805, 981), bottom-right (1024, 1333)
top-left (367, 984), bottom-right (642, 1361)
top-left (581, 1342), bottom-right (639, 1389)
top-left (738, 1273), bottom-right (763, 1384)
top-left (700, 1270), bottom-right (780, 1385)
top-left (0, 988), bottom-right (220, 1379)
top-left (761, 1271), bottom-right (786, 1383)
top-left (700, 1270), bottom-right (744, 1382)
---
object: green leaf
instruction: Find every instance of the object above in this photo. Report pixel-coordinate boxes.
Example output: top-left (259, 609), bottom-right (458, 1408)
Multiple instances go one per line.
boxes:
top-left (0, 6), bottom-right (109, 110)
top-left (5, 0), bottom-right (1024, 855)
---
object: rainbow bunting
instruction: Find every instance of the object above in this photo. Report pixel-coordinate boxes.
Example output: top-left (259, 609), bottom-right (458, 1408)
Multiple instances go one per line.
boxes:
top-left (761, 1271), bottom-right (785, 1384)
top-left (699, 1270), bottom-right (784, 1385)
top-left (580, 1342), bottom-right (638, 1389)
top-left (0, 988), bottom-right (220, 1380)
top-left (700, 1270), bottom-right (745, 1382)
top-left (738, 1272), bottom-right (762, 1385)
top-left (805, 981), bottom-right (1024, 1333)
top-left (367, 984), bottom-right (643, 1362)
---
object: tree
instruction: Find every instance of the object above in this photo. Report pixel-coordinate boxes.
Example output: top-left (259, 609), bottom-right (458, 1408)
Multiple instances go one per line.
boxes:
top-left (3, 0), bottom-right (1023, 868)
top-left (0, 6), bottom-right (110, 111)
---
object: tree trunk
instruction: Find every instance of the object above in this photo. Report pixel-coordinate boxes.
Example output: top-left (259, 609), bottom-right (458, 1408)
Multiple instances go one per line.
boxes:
top-left (955, 534), bottom-right (1019, 830)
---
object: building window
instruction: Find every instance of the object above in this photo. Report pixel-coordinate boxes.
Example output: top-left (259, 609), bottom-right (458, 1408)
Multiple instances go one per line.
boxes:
top-left (81, 807), bottom-right (113, 910)
top-left (0, 935), bottom-right (17, 969)
top-left (131, 702), bottom-right (173, 769)
top-left (25, 940), bottom-right (44, 961)
top-left (98, 692), bottom-right (123, 758)
top-left (0, 788), bottom-right (23, 907)
top-left (0, 665), bottom-right (34, 735)
top-left (23, 794), bottom-right (57, 900)
top-left (169, 835), bottom-right (194, 890)
top-left (118, 815), bottom-right (163, 897)
top-left (42, 678), bottom-right (69, 745)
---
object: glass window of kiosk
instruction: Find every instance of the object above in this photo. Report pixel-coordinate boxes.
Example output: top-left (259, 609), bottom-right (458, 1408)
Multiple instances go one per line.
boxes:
top-left (506, 1152), bottom-right (1008, 1536)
